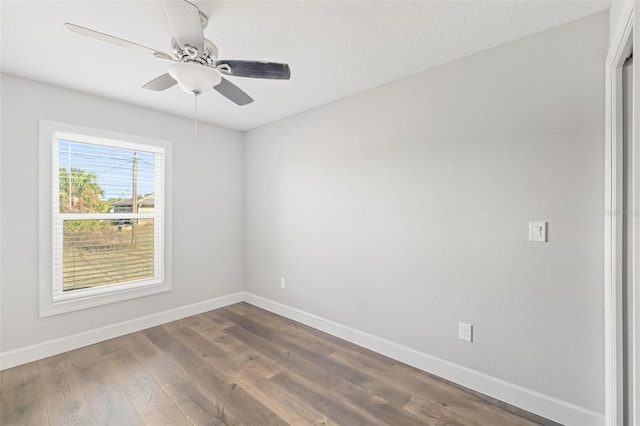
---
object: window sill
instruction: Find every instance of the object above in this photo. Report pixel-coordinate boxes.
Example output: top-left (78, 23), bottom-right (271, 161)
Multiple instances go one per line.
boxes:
top-left (39, 279), bottom-right (172, 318)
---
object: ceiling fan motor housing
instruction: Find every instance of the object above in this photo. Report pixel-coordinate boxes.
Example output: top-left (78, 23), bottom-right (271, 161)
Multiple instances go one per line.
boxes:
top-left (172, 38), bottom-right (218, 64)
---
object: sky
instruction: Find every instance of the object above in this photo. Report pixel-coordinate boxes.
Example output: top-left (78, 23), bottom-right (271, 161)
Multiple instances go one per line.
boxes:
top-left (58, 140), bottom-right (156, 200)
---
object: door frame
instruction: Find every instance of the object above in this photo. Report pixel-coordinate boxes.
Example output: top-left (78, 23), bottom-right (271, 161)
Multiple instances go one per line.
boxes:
top-left (604, 2), bottom-right (635, 425)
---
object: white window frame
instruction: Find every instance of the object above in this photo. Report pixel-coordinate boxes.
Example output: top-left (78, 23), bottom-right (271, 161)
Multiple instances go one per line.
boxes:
top-left (39, 120), bottom-right (172, 317)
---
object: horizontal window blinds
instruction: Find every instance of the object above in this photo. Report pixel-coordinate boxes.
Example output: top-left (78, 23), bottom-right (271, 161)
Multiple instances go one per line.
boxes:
top-left (52, 135), bottom-right (164, 299)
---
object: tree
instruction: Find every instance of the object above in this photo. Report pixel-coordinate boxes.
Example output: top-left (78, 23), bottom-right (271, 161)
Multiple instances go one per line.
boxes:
top-left (59, 167), bottom-right (109, 213)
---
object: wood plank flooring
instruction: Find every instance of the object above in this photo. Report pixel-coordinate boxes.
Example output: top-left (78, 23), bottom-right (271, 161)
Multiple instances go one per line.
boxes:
top-left (1, 303), bottom-right (559, 425)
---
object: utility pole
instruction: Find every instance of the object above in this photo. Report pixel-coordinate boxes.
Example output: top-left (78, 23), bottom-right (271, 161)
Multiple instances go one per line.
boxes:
top-left (132, 151), bottom-right (138, 245)
top-left (68, 145), bottom-right (73, 211)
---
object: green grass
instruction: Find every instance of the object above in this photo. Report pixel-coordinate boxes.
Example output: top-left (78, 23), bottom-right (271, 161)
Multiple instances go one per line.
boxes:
top-left (63, 221), bottom-right (154, 291)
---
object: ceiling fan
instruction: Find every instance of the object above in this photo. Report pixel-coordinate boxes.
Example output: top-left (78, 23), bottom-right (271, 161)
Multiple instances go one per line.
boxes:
top-left (64, 0), bottom-right (291, 107)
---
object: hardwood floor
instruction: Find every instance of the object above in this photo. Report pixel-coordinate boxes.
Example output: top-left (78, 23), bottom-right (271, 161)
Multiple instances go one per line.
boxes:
top-left (1, 303), bottom-right (558, 425)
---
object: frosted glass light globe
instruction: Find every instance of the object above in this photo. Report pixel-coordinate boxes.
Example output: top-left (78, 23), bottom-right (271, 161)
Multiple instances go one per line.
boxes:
top-left (169, 62), bottom-right (221, 94)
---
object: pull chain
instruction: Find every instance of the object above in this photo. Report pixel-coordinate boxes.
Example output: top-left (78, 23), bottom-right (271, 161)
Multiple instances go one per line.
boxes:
top-left (193, 90), bottom-right (200, 151)
top-left (193, 91), bottom-right (200, 151)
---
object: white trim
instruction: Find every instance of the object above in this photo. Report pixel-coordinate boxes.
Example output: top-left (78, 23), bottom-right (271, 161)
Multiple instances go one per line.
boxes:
top-left (0, 292), bottom-right (244, 371)
top-left (604, 3), bottom-right (634, 425)
top-left (244, 292), bottom-right (604, 426)
top-left (38, 119), bottom-right (174, 317)
top-left (632, 6), bottom-right (639, 425)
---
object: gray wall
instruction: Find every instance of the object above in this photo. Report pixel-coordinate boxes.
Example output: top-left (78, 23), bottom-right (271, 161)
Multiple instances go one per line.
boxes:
top-left (244, 11), bottom-right (607, 412)
top-left (0, 73), bottom-right (244, 352)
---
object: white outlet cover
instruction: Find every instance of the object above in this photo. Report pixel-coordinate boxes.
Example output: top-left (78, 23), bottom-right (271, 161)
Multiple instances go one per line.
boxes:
top-left (529, 221), bottom-right (547, 242)
top-left (458, 322), bottom-right (473, 342)
top-left (280, 278), bottom-right (286, 289)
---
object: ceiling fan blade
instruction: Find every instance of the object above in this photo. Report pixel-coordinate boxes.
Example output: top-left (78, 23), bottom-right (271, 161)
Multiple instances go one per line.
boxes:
top-left (65, 23), bottom-right (173, 61)
top-left (163, 0), bottom-right (204, 53)
top-left (142, 73), bottom-right (178, 91)
top-left (215, 60), bottom-right (291, 80)
top-left (214, 78), bottom-right (253, 106)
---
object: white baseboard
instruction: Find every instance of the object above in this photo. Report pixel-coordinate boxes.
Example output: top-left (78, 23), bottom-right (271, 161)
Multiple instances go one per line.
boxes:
top-left (0, 292), bottom-right (244, 371)
top-left (244, 292), bottom-right (604, 426)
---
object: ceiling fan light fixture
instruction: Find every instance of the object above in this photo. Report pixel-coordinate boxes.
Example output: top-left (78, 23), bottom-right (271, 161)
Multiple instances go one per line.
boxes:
top-left (169, 61), bottom-right (221, 94)
top-left (65, 0), bottom-right (290, 106)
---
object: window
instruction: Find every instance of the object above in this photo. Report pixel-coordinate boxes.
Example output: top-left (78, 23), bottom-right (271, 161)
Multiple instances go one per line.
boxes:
top-left (39, 120), bottom-right (172, 316)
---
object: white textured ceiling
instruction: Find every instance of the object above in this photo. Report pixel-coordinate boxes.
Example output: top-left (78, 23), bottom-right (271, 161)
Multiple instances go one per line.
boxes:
top-left (1, 1), bottom-right (609, 131)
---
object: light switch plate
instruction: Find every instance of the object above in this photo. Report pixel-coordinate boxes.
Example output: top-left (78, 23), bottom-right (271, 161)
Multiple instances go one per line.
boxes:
top-left (529, 222), bottom-right (547, 242)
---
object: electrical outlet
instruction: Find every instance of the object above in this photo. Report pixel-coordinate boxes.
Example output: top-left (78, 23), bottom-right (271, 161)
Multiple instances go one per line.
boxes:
top-left (459, 322), bottom-right (473, 342)
top-left (280, 278), bottom-right (286, 289)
